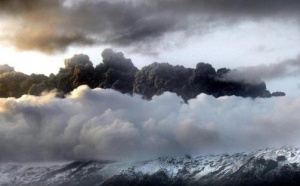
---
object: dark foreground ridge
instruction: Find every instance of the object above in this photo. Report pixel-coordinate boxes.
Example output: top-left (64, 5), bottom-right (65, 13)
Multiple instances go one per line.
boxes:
top-left (0, 49), bottom-right (284, 101)
top-left (1, 147), bottom-right (300, 186)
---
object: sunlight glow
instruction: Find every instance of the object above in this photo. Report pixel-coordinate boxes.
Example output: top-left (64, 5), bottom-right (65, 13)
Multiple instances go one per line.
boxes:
top-left (0, 46), bottom-right (63, 75)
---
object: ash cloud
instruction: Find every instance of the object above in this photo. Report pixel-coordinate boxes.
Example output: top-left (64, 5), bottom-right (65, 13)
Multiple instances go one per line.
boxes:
top-left (0, 48), bottom-right (278, 100)
top-left (12, 31), bottom-right (94, 54)
top-left (0, 86), bottom-right (299, 161)
top-left (222, 55), bottom-right (300, 84)
top-left (1, 0), bottom-right (300, 53)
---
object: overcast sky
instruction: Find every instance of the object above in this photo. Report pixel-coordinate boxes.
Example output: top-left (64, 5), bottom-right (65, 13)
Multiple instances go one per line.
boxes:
top-left (0, 0), bottom-right (300, 94)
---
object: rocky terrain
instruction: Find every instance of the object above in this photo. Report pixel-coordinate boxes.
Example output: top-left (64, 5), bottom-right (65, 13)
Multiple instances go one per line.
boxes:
top-left (1, 147), bottom-right (300, 186)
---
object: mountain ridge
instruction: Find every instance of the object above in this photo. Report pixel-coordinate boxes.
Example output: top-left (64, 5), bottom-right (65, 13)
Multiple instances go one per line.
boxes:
top-left (1, 147), bottom-right (300, 186)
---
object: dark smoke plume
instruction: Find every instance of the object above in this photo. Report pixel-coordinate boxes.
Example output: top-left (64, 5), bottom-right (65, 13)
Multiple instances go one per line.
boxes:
top-left (222, 56), bottom-right (300, 84)
top-left (0, 49), bottom-right (284, 100)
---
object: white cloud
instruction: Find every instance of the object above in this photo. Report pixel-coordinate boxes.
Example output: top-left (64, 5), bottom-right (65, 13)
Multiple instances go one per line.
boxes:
top-left (0, 86), bottom-right (300, 161)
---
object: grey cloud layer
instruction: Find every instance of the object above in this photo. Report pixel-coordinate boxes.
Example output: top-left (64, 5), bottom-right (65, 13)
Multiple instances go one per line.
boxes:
top-left (1, 0), bottom-right (300, 53)
top-left (0, 86), bottom-right (299, 161)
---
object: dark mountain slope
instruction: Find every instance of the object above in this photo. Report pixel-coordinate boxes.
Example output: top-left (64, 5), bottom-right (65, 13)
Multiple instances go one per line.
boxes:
top-left (1, 147), bottom-right (300, 186)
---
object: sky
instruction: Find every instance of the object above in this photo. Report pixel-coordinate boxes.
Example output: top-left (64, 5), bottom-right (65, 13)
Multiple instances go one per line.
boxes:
top-left (1, 0), bottom-right (300, 161)
top-left (0, 0), bottom-right (300, 95)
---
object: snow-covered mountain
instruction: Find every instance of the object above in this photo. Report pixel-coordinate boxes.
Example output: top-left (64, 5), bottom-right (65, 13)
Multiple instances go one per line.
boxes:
top-left (1, 147), bottom-right (300, 186)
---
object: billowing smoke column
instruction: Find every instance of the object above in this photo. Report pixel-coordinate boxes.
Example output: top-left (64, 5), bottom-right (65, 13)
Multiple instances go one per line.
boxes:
top-left (0, 86), bottom-right (299, 161)
top-left (0, 48), bottom-right (284, 101)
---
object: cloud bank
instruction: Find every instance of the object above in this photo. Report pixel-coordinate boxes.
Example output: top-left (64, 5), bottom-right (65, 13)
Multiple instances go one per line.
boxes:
top-left (1, 0), bottom-right (300, 53)
top-left (0, 85), bottom-right (299, 161)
